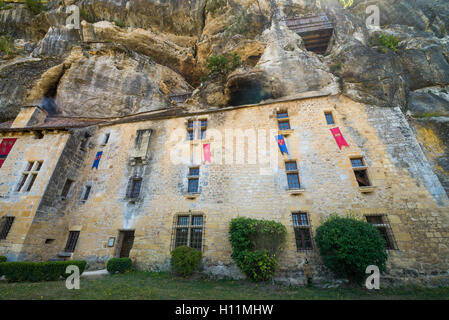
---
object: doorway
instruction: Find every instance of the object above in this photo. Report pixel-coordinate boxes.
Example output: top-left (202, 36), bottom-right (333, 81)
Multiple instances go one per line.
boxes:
top-left (115, 230), bottom-right (135, 258)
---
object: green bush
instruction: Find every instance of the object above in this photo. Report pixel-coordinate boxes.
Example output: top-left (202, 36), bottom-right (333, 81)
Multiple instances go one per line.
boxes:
top-left (376, 33), bottom-right (399, 53)
top-left (0, 35), bottom-right (14, 56)
top-left (0, 260), bottom-right (87, 282)
top-left (170, 246), bottom-right (202, 277)
top-left (240, 250), bottom-right (278, 282)
top-left (206, 53), bottom-right (241, 76)
top-left (229, 217), bottom-right (286, 281)
top-left (25, 0), bottom-right (45, 15)
top-left (315, 214), bottom-right (388, 283)
top-left (106, 258), bottom-right (132, 274)
top-left (206, 0), bottom-right (226, 16)
top-left (0, 256), bottom-right (6, 263)
top-left (114, 20), bottom-right (126, 28)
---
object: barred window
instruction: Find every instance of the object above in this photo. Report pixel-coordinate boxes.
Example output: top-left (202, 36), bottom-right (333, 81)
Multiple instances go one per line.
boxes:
top-left (173, 214), bottom-right (204, 251)
top-left (292, 212), bottom-right (313, 251)
top-left (188, 167), bottom-right (200, 193)
top-left (0, 216), bottom-right (14, 240)
top-left (285, 161), bottom-right (300, 190)
top-left (16, 161), bottom-right (43, 192)
top-left (277, 111), bottom-right (291, 131)
top-left (366, 215), bottom-right (397, 250)
top-left (64, 231), bottom-right (80, 253)
top-left (126, 177), bottom-right (143, 199)
top-left (351, 157), bottom-right (371, 187)
top-left (325, 112), bottom-right (335, 125)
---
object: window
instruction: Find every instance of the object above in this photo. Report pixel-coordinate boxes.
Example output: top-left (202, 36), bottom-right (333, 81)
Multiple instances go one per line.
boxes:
top-left (366, 215), bottom-right (397, 250)
top-left (81, 185), bottom-right (92, 201)
top-left (277, 111), bottom-right (291, 131)
top-left (173, 214), bottom-right (204, 251)
top-left (200, 119), bottom-right (207, 140)
top-left (102, 133), bottom-right (110, 145)
top-left (285, 161), bottom-right (300, 190)
top-left (64, 231), bottom-right (80, 253)
top-left (61, 179), bottom-right (74, 200)
top-left (188, 167), bottom-right (200, 193)
top-left (187, 120), bottom-right (194, 141)
top-left (126, 176), bottom-right (143, 199)
top-left (16, 161), bottom-right (42, 192)
top-left (292, 212), bottom-right (313, 251)
top-left (325, 112), bottom-right (335, 125)
top-left (351, 157), bottom-right (371, 187)
top-left (0, 216), bottom-right (14, 240)
top-left (79, 135), bottom-right (89, 151)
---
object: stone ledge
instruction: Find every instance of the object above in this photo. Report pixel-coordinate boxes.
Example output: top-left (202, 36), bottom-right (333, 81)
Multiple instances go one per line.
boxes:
top-left (288, 189), bottom-right (305, 195)
top-left (359, 186), bottom-right (377, 193)
top-left (184, 193), bottom-right (200, 199)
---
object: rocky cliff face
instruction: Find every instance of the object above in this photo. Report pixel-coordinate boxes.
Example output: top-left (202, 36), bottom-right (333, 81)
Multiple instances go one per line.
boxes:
top-left (0, 0), bottom-right (448, 193)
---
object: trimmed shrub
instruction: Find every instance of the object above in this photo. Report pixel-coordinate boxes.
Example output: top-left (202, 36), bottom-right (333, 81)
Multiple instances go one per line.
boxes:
top-left (315, 214), bottom-right (388, 283)
top-left (240, 250), bottom-right (278, 282)
top-left (106, 258), bottom-right (132, 274)
top-left (170, 246), bottom-right (202, 277)
top-left (0, 260), bottom-right (87, 282)
top-left (229, 217), bottom-right (287, 281)
top-left (0, 256), bottom-right (6, 263)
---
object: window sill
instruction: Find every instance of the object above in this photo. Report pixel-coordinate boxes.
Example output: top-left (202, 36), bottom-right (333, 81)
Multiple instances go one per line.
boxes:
top-left (359, 186), bottom-right (376, 193)
top-left (184, 193), bottom-right (200, 199)
top-left (57, 252), bottom-right (73, 258)
top-left (288, 188), bottom-right (305, 195)
top-left (278, 129), bottom-right (294, 136)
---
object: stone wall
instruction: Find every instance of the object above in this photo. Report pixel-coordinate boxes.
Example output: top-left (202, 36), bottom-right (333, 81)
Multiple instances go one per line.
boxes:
top-left (57, 95), bottom-right (448, 285)
top-left (0, 130), bottom-right (70, 261)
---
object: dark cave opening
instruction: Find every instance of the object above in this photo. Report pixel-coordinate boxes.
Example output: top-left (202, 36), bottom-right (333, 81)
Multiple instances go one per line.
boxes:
top-left (228, 78), bottom-right (275, 106)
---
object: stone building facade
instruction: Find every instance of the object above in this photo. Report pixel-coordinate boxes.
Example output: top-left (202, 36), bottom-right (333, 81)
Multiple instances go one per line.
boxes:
top-left (1, 93), bottom-right (448, 286)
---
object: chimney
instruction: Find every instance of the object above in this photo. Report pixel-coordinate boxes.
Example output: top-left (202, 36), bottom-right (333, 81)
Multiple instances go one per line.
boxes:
top-left (11, 106), bottom-right (48, 128)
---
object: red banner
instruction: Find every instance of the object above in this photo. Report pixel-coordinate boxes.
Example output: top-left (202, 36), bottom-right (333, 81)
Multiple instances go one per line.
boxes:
top-left (203, 143), bottom-right (211, 163)
top-left (0, 138), bottom-right (17, 168)
top-left (330, 127), bottom-right (349, 150)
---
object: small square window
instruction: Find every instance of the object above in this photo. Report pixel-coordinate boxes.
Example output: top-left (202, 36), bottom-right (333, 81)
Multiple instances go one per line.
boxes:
top-left (189, 168), bottom-right (200, 176)
top-left (285, 161), bottom-right (298, 171)
top-left (287, 173), bottom-right (300, 189)
top-left (277, 112), bottom-right (289, 119)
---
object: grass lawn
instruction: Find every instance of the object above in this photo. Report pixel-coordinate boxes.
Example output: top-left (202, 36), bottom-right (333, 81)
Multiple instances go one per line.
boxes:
top-left (0, 271), bottom-right (448, 300)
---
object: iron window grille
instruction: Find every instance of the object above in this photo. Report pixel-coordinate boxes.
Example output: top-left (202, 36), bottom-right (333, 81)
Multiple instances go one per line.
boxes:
top-left (171, 214), bottom-right (205, 251)
top-left (126, 176), bottom-right (143, 199)
top-left (64, 231), bottom-right (80, 253)
top-left (0, 216), bottom-right (14, 240)
top-left (188, 167), bottom-right (200, 193)
top-left (366, 214), bottom-right (398, 250)
top-left (285, 161), bottom-right (301, 190)
top-left (292, 212), bottom-right (313, 251)
top-left (350, 157), bottom-right (371, 187)
top-left (325, 112), bottom-right (335, 125)
top-left (16, 161), bottom-right (43, 192)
